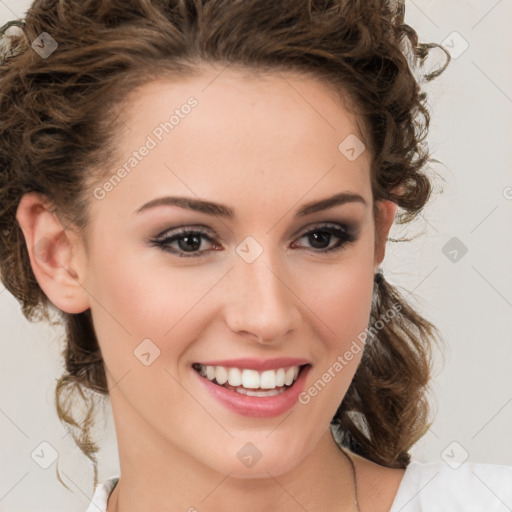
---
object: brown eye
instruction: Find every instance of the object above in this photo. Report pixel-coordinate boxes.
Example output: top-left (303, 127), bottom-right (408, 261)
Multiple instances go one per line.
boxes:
top-left (148, 227), bottom-right (219, 258)
top-left (292, 223), bottom-right (357, 253)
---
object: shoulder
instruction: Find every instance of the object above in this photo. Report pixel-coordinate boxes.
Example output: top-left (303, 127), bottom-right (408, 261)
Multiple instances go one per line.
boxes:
top-left (85, 476), bottom-right (119, 512)
top-left (389, 460), bottom-right (512, 512)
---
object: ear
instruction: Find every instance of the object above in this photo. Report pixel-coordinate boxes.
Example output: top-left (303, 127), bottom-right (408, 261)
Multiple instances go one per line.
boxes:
top-left (15, 192), bottom-right (90, 314)
top-left (373, 198), bottom-right (398, 271)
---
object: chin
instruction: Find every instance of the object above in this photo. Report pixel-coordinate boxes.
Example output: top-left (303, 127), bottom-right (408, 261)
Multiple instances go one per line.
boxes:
top-left (197, 435), bottom-right (313, 480)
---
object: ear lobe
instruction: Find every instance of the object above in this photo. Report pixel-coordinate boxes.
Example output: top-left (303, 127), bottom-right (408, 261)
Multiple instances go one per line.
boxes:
top-left (15, 192), bottom-right (90, 314)
top-left (373, 199), bottom-right (398, 271)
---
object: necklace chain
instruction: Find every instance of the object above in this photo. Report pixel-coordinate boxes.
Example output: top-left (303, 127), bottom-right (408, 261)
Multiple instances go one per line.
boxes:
top-left (339, 446), bottom-right (361, 512)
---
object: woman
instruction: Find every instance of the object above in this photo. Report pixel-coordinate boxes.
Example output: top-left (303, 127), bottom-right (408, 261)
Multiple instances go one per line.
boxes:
top-left (1, 0), bottom-right (510, 510)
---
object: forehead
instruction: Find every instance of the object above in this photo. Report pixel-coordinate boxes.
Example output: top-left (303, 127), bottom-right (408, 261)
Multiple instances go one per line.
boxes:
top-left (87, 67), bottom-right (372, 221)
top-left (122, 66), bottom-right (364, 146)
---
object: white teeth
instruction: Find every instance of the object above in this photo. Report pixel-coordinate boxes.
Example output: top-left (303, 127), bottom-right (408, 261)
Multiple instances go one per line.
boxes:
top-left (260, 370), bottom-right (276, 389)
top-left (206, 365), bottom-right (216, 381)
top-left (235, 387), bottom-right (286, 397)
top-left (284, 367), bottom-right (295, 386)
top-left (195, 364), bottom-right (303, 390)
top-left (241, 369), bottom-right (260, 389)
top-left (275, 368), bottom-right (286, 387)
top-left (227, 367), bottom-right (242, 387)
top-left (215, 366), bottom-right (228, 385)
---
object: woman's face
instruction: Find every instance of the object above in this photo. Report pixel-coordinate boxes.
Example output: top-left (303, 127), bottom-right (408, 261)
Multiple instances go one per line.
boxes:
top-left (79, 67), bottom-right (395, 477)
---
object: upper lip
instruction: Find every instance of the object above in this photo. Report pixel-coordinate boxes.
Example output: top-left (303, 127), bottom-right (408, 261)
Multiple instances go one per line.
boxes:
top-left (194, 358), bottom-right (311, 371)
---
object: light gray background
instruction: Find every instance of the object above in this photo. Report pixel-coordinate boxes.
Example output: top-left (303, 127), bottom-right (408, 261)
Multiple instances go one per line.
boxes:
top-left (1, 0), bottom-right (511, 510)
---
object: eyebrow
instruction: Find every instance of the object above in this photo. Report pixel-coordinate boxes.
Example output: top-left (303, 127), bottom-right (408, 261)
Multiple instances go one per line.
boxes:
top-left (134, 191), bottom-right (367, 218)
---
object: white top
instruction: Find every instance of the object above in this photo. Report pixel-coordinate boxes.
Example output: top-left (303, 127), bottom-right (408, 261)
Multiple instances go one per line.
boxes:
top-left (86, 460), bottom-right (512, 512)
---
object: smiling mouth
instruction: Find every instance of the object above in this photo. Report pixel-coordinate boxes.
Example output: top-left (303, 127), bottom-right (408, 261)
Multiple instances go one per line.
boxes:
top-left (192, 363), bottom-right (310, 397)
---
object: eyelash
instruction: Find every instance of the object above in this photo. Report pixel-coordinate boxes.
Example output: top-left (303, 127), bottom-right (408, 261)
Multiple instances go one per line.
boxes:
top-left (147, 222), bottom-right (358, 259)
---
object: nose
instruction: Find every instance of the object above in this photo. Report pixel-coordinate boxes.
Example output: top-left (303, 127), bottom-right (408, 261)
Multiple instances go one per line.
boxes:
top-left (222, 248), bottom-right (301, 344)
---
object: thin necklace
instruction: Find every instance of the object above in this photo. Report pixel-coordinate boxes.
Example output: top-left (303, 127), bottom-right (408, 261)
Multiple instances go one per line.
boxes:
top-left (339, 446), bottom-right (361, 512)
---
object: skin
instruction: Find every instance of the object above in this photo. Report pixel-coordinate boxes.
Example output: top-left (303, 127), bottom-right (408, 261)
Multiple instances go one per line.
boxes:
top-left (17, 66), bottom-right (405, 511)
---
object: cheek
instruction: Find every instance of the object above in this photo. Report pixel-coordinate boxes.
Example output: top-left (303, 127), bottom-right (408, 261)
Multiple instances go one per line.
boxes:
top-left (327, 267), bottom-right (374, 346)
top-left (85, 251), bottom-right (199, 421)
top-left (299, 239), bottom-right (375, 351)
top-left (317, 267), bottom-right (373, 370)
top-left (85, 242), bottom-right (226, 381)
top-left (294, 243), bottom-right (375, 416)
top-left (83, 239), bottom-right (164, 375)
top-left (86, 234), bottom-right (191, 334)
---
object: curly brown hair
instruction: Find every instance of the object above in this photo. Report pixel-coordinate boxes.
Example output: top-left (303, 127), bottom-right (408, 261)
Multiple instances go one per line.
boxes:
top-left (0, 0), bottom-right (449, 491)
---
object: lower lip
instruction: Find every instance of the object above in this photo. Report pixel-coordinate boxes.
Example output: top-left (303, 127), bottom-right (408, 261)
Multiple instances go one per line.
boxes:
top-left (194, 365), bottom-right (311, 418)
